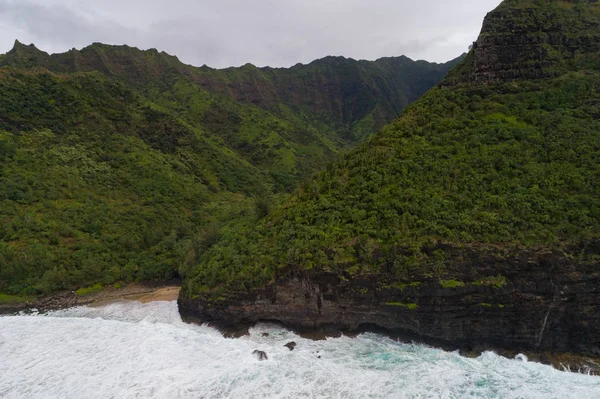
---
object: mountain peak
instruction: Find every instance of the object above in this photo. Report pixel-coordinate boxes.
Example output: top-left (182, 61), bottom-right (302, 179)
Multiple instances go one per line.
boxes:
top-left (3, 40), bottom-right (49, 67)
top-left (9, 40), bottom-right (41, 54)
top-left (11, 39), bottom-right (24, 49)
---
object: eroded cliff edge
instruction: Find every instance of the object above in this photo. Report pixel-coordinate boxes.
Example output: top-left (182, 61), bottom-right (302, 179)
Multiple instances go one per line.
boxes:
top-left (179, 242), bottom-right (600, 357)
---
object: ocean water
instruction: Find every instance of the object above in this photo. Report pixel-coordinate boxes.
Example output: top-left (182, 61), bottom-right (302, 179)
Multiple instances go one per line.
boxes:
top-left (0, 301), bottom-right (599, 399)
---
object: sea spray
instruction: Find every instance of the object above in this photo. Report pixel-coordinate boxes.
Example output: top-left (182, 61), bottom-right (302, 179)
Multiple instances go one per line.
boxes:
top-left (1, 301), bottom-right (599, 398)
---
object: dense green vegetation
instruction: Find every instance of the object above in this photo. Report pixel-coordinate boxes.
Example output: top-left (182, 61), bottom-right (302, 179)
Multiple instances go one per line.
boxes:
top-left (0, 70), bottom-right (264, 295)
top-left (182, 0), bottom-right (600, 299)
top-left (0, 42), bottom-right (456, 296)
top-left (1, 42), bottom-right (462, 191)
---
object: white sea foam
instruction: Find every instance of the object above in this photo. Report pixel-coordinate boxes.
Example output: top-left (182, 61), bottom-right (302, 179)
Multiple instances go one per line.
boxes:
top-left (1, 301), bottom-right (599, 398)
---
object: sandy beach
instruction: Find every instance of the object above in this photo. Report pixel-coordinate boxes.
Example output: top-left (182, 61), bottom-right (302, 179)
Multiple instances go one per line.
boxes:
top-left (96, 286), bottom-right (180, 304)
top-left (90, 286), bottom-right (181, 307)
top-left (0, 283), bottom-right (182, 315)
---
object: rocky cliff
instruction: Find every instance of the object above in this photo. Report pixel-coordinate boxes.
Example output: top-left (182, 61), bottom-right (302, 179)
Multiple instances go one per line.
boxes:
top-left (180, 0), bottom-right (600, 363)
top-left (192, 55), bottom-right (463, 141)
top-left (180, 241), bottom-right (600, 357)
top-left (448, 0), bottom-right (600, 84)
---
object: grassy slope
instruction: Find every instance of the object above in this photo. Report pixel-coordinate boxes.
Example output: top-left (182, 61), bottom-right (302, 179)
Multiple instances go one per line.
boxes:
top-left (182, 0), bottom-right (600, 298)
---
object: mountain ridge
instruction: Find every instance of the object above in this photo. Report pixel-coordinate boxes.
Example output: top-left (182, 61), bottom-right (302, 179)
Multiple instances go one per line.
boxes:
top-left (5, 39), bottom-right (459, 70)
top-left (0, 41), bottom-right (464, 195)
top-left (1, 41), bottom-right (464, 139)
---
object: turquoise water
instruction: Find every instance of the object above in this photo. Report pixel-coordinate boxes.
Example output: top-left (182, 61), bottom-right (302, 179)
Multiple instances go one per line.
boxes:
top-left (1, 301), bottom-right (599, 398)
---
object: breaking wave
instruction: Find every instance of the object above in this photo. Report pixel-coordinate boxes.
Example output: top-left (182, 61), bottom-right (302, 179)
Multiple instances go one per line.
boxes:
top-left (1, 301), bottom-right (599, 398)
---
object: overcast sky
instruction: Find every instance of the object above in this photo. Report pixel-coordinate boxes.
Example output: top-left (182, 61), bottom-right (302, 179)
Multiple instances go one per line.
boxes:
top-left (0, 0), bottom-right (502, 68)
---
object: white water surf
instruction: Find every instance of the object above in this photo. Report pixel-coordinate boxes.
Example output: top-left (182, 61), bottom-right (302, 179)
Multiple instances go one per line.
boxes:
top-left (1, 301), bottom-right (599, 398)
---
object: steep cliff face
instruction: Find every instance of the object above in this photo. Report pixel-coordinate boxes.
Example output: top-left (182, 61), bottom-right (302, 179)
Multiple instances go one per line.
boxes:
top-left (193, 55), bottom-right (463, 141)
top-left (180, 241), bottom-right (600, 355)
top-left (180, 0), bottom-right (600, 360)
top-left (449, 0), bottom-right (600, 84)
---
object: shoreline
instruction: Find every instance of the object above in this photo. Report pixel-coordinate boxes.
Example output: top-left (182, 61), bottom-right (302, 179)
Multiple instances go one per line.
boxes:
top-left (0, 282), bottom-right (181, 315)
top-left (180, 312), bottom-right (600, 376)
top-left (2, 284), bottom-right (598, 375)
top-left (90, 286), bottom-right (181, 307)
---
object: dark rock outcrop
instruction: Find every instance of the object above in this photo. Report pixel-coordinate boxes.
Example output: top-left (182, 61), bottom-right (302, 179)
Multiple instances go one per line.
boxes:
top-left (284, 342), bottom-right (297, 351)
top-left (448, 0), bottom-right (600, 85)
top-left (179, 243), bottom-right (600, 357)
top-left (252, 350), bottom-right (268, 361)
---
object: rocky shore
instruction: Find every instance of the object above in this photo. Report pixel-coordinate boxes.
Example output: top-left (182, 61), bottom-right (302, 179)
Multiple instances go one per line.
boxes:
top-left (179, 243), bottom-right (600, 375)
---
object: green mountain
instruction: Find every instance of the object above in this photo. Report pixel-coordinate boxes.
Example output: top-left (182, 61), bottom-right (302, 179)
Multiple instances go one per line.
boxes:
top-left (0, 41), bottom-right (462, 190)
top-left (1, 43), bottom-right (463, 190)
top-left (180, 0), bottom-right (600, 357)
top-left (0, 42), bottom-right (459, 296)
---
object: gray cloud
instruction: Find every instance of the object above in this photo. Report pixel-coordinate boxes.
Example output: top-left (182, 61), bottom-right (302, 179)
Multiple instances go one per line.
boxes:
top-left (0, 0), bottom-right (502, 68)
